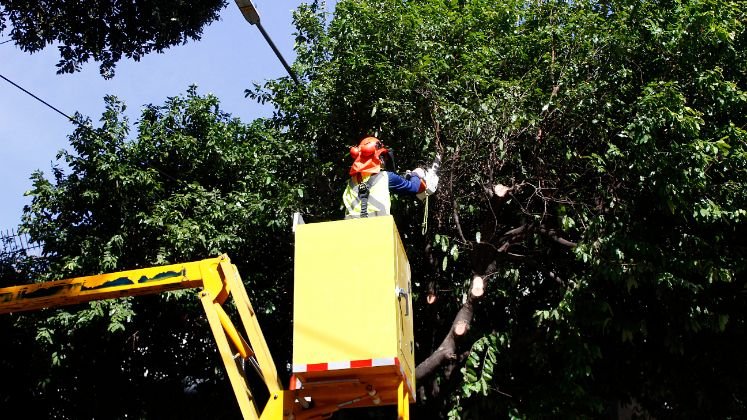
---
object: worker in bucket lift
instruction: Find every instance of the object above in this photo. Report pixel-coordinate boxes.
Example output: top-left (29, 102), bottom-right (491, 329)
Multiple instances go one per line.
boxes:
top-left (343, 136), bottom-right (439, 219)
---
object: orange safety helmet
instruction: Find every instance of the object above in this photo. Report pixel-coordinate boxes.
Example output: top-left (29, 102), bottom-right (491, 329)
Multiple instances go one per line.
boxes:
top-left (349, 136), bottom-right (389, 176)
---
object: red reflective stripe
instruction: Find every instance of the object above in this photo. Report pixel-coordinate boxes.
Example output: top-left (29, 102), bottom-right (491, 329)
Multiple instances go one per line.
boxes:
top-left (306, 363), bottom-right (328, 372)
top-left (298, 358), bottom-right (398, 372)
top-left (350, 359), bottom-right (373, 368)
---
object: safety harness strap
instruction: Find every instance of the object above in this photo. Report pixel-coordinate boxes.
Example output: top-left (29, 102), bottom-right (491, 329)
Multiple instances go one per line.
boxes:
top-left (347, 173), bottom-right (386, 217)
top-left (358, 179), bottom-right (371, 218)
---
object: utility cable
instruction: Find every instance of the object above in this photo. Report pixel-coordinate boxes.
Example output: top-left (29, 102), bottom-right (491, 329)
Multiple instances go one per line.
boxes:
top-left (0, 73), bottom-right (74, 123)
top-left (0, 40), bottom-right (13, 45)
top-left (0, 72), bottom-right (181, 183)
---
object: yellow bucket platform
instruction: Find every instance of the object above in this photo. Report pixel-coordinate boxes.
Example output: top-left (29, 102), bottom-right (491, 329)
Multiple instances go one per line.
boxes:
top-left (292, 216), bottom-right (415, 409)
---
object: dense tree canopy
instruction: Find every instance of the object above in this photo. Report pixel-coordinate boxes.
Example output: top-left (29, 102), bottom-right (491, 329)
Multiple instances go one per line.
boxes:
top-left (2, 89), bottom-right (310, 418)
top-left (263, 0), bottom-right (747, 417)
top-left (2, 0), bottom-right (746, 418)
top-left (0, 0), bottom-right (226, 77)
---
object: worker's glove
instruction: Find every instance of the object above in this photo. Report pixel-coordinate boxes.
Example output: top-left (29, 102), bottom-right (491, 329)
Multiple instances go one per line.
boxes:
top-left (406, 168), bottom-right (428, 198)
top-left (411, 168), bottom-right (426, 179)
top-left (416, 155), bottom-right (441, 200)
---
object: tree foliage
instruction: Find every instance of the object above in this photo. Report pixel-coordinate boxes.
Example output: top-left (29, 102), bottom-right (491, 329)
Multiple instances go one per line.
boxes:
top-left (0, 0), bottom-right (226, 77)
top-left (2, 87), bottom-right (311, 418)
top-left (2, 0), bottom-right (747, 418)
top-left (255, 0), bottom-right (747, 417)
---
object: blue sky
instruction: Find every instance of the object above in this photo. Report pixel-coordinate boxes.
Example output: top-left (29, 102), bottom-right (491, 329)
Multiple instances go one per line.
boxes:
top-left (0, 1), bottom-right (335, 231)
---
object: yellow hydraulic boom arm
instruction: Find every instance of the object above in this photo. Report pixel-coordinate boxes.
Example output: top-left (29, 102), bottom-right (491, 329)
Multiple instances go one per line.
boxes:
top-left (0, 255), bottom-right (290, 420)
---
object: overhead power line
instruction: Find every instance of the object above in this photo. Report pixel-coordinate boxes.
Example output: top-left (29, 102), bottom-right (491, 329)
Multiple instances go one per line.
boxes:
top-left (0, 73), bottom-right (76, 122)
top-left (0, 72), bottom-right (180, 183)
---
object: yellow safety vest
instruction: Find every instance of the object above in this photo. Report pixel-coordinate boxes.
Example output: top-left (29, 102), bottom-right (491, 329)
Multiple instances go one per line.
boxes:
top-left (342, 172), bottom-right (391, 218)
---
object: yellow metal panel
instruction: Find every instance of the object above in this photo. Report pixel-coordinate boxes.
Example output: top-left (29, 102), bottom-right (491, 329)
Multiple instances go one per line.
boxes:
top-left (0, 258), bottom-right (215, 314)
top-left (293, 217), bottom-right (403, 365)
top-left (397, 380), bottom-right (409, 420)
top-left (394, 233), bottom-right (416, 398)
top-left (259, 390), bottom-right (292, 420)
top-left (200, 293), bottom-right (260, 420)
top-left (292, 216), bottom-right (416, 412)
top-left (224, 261), bottom-right (283, 393)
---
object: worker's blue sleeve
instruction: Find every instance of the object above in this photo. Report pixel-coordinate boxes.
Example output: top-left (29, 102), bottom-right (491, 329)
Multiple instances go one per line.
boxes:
top-left (387, 171), bottom-right (422, 195)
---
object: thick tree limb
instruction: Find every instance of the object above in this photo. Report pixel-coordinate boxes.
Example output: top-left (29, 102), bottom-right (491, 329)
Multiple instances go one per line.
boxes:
top-left (414, 181), bottom-right (577, 400)
top-left (416, 249), bottom-right (497, 398)
top-left (415, 300), bottom-right (475, 383)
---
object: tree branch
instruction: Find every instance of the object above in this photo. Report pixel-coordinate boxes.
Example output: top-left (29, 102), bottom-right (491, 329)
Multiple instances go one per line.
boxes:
top-left (415, 300), bottom-right (475, 383)
top-left (538, 227), bottom-right (577, 248)
top-left (452, 201), bottom-right (468, 244)
top-left (416, 252), bottom-right (497, 399)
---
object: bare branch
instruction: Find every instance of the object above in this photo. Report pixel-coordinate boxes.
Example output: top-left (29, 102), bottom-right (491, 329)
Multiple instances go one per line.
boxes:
top-left (538, 227), bottom-right (577, 248)
top-left (452, 201), bottom-right (468, 244)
